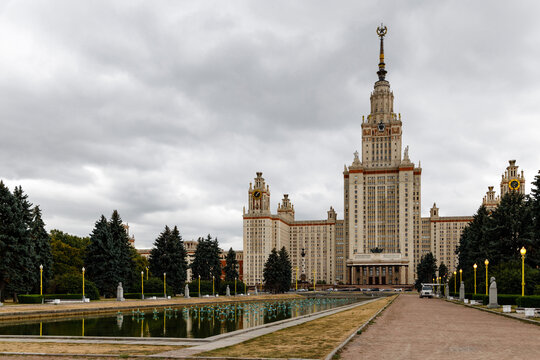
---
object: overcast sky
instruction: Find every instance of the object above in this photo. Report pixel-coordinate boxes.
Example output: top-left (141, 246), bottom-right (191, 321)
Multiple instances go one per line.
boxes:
top-left (1, 1), bottom-right (539, 250)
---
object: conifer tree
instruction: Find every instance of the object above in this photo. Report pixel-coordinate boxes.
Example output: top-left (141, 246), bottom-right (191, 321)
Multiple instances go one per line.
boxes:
top-left (0, 182), bottom-right (26, 301)
top-left (191, 235), bottom-right (222, 282)
top-left (108, 210), bottom-right (133, 285)
top-left (278, 246), bottom-right (292, 292)
top-left (8, 186), bottom-right (35, 297)
top-left (85, 211), bottom-right (135, 297)
top-left (224, 248), bottom-right (239, 281)
top-left (527, 170), bottom-right (540, 267)
top-left (415, 252), bottom-right (437, 291)
top-left (149, 225), bottom-right (188, 294)
top-left (263, 248), bottom-right (280, 293)
top-left (30, 206), bottom-right (53, 291)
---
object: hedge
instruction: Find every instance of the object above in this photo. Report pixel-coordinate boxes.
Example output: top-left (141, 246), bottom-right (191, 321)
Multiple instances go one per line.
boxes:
top-left (516, 295), bottom-right (540, 308)
top-left (18, 295), bottom-right (44, 304)
top-left (449, 293), bottom-right (521, 305)
top-left (18, 293), bottom-right (98, 304)
top-left (124, 292), bottom-right (171, 299)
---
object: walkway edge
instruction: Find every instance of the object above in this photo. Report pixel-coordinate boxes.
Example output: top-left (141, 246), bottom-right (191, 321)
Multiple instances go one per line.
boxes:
top-left (324, 295), bottom-right (398, 360)
top-left (443, 298), bottom-right (540, 326)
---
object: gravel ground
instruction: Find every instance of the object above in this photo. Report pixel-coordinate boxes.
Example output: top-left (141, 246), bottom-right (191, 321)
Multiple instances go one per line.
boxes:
top-left (339, 294), bottom-right (540, 360)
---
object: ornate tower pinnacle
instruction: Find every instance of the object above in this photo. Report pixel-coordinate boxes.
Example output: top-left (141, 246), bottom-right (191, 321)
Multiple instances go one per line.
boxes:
top-left (376, 24), bottom-right (387, 81)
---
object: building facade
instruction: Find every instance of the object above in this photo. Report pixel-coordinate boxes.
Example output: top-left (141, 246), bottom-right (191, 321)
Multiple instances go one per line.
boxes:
top-left (241, 26), bottom-right (528, 287)
top-left (242, 172), bottom-right (340, 286)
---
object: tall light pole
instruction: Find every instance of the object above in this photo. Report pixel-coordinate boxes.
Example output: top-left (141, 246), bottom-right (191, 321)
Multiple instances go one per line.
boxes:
top-left (235, 277), bottom-right (237, 296)
top-left (459, 269), bottom-right (462, 283)
top-left (453, 271), bottom-right (457, 293)
top-left (198, 274), bottom-right (201, 297)
top-left (141, 271), bottom-right (144, 299)
top-left (212, 275), bottom-right (215, 296)
top-left (82, 267), bottom-right (85, 300)
top-left (39, 264), bottom-right (43, 296)
top-left (146, 267), bottom-right (149, 281)
top-left (484, 259), bottom-right (489, 295)
top-left (473, 263), bottom-right (477, 295)
top-left (295, 266), bottom-right (298, 291)
top-left (163, 272), bottom-right (166, 298)
top-left (520, 247), bottom-right (526, 296)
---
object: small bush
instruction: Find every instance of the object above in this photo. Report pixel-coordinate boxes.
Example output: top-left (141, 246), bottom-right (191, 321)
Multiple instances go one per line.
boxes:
top-left (18, 295), bottom-right (44, 304)
top-left (516, 295), bottom-right (540, 308)
top-left (124, 292), bottom-right (168, 299)
top-left (534, 285), bottom-right (540, 295)
top-left (144, 277), bottom-right (164, 293)
top-left (219, 280), bottom-right (246, 295)
top-left (188, 280), bottom-right (217, 296)
top-left (49, 273), bottom-right (100, 300)
top-left (18, 294), bottom-right (97, 303)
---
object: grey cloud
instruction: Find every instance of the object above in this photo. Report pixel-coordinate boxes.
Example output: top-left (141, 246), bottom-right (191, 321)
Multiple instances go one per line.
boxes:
top-left (1, 1), bottom-right (539, 249)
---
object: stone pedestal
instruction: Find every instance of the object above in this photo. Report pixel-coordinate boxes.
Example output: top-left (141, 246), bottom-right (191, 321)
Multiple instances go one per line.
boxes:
top-left (185, 284), bottom-right (190, 299)
top-left (459, 281), bottom-right (465, 301)
top-left (226, 285), bottom-right (230, 296)
top-left (445, 284), bottom-right (450, 299)
top-left (117, 282), bottom-right (125, 301)
top-left (487, 276), bottom-right (499, 308)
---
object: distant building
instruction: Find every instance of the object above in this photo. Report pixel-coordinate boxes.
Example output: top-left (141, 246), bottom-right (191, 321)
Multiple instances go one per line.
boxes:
top-left (241, 25), bottom-right (529, 286)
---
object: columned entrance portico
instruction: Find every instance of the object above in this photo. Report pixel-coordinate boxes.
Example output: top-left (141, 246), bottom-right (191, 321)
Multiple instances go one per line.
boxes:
top-left (346, 253), bottom-right (410, 285)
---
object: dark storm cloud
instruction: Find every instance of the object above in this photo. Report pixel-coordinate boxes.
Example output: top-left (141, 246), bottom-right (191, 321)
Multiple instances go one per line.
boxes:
top-left (1, 1), bottom-right (539, 248)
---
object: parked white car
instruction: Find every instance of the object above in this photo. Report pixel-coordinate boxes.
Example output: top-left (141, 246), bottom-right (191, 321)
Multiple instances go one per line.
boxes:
top-left (419, 284), bottom-right (434, 298)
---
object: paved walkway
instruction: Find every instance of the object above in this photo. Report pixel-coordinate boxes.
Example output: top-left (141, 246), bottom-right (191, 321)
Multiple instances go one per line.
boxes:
top-left (339, 294), bottom-right (540, 360)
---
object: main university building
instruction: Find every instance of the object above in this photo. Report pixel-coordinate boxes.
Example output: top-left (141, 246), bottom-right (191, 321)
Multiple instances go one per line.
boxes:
top-left (242, 27), bottom-right (526, 287)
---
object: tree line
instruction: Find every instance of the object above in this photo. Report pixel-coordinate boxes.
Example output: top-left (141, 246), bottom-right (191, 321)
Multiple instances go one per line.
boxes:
top-left (455, 170), bottom-right (540, 294)
top-left (416, 171), bottom-right (540, 294)
top-left (0, 181), bottom-right (241, 301)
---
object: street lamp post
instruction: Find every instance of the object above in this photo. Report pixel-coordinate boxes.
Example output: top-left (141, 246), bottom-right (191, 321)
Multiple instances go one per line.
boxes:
top-left (212, 275), bottom-right (215, 296)
top-left (141, 271), bottom-right (144, 299)
top-left (473, 264), bottom-right (477, 295)
top-left (453, 271), bottom-right (457, 293)
top-left (146, 267), bottom-right (149, 281)
top-left (198, 275), bottom-right (201, 297)
top-left (520, 247), bottom-right (526, 296)
top-left (163, 272), bottom-right (166, 298)
top-left (484, 259), bottom-right (489, 295)
top-left (82, 267), bottom-right (85, 300)
top-left (235, 277), bottom-right (237, 296)
top-left (295, 266), bottom-right (298, 291)
top-left (459, 269), bottom-right (462, 283)
top-left (39, 264), bottom-right (43, 296)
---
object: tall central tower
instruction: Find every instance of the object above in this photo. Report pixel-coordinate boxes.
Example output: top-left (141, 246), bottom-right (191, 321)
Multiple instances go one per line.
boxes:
top-left (344, 25), bottom-right (421, 285)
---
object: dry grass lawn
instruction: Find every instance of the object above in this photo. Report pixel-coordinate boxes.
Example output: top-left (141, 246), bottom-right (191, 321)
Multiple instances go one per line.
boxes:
top-left (0, 342), bottom-right (184, 356)
top-left (201, 295), bottom-right (395, 359)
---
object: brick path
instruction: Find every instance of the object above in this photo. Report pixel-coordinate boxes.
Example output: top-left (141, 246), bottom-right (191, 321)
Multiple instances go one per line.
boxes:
top-left (340, 294), bottom-right (540, 360)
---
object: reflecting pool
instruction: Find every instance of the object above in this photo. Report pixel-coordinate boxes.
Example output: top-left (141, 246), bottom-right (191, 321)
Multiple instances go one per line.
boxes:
top-left (0, 297), bottom-right (364, 338)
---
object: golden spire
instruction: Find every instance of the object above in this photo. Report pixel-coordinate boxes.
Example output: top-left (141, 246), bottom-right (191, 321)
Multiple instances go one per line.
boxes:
top-left (376, 24), bottom-right (388, 81)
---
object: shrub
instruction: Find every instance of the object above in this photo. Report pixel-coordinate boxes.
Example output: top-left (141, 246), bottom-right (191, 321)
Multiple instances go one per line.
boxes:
top-left (516, 296), bottom-right (540, 308)
top-left (18, 295), bottom-right (44, 304)
top-left (534, 285), bottom-right (540, 295)
top-left (18, 294), bottom-right (98, 303)
top-left (188, 280), bottom-right (217, 296)
top-left (144, 277), bottom-right (164, 293)
top-left (124, 292), bottom-right (169, 299)
top-left (49, 273), bottom-right (100, 300)
top-left (219, 280), bottom-right (246, 295)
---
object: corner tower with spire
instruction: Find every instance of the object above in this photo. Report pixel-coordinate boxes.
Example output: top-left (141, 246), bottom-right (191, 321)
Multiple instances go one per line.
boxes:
top-left (344, 25), bottom-right (422, 286)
